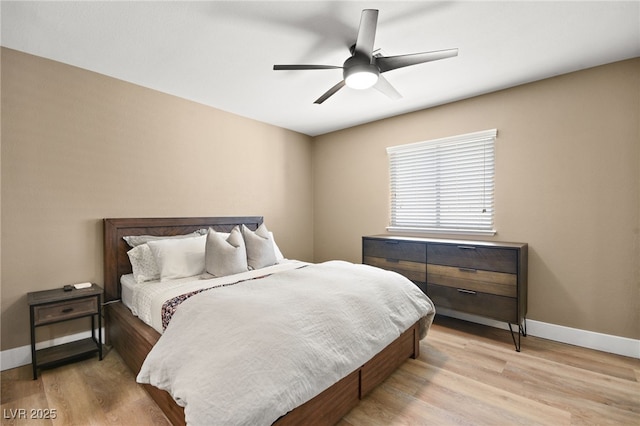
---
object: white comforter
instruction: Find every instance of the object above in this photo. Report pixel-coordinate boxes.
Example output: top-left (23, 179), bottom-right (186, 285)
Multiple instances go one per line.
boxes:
top-left (136, 260), bottom-right (435, 426)
top-left (124, 260), bottom-right (307, 333)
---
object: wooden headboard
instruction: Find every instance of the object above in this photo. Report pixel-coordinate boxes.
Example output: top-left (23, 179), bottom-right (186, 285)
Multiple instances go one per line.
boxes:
top-left (103, 216), bottom-right (263, 302)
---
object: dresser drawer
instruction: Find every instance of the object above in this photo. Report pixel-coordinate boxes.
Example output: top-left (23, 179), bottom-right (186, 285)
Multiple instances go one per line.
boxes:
top-left (363, 239), bottom-right (426, 263)
top-left (427, 243), bottom-right (517, 274)
top-left (33, 297), bottom-right (98, 326)
top-left (427, 284), bottom-right (517, 323)
top-left (427, 264), bottom-right (516, 297)
top-left (364, 256), bottom-right (426, 283)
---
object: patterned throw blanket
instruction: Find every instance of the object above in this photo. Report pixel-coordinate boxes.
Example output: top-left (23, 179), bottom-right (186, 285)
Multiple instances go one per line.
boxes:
top-left (160, 271), bottom-right (286, 330)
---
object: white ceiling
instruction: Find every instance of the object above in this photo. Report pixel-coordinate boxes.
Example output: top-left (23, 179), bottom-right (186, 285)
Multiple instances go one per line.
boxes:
top-left (2, 1), bottom-right (639, 136)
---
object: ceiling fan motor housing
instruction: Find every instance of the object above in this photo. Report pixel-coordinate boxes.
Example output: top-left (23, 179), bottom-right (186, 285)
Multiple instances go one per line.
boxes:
top-left (343, 55), bottom-right (379, 89)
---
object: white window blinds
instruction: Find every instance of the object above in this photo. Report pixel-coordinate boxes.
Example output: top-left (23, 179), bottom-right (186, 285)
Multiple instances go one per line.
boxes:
top-left (387, 129), bottom-right (497, 235)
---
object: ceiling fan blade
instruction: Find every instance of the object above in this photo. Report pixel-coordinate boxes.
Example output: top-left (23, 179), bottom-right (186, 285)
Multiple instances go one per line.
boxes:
top-left (314, 80), bottom-right (346, 104)
top-left (376, 48), bottom-right (459, 73)
top-left (354, 9), bottom-right (378, 60)
top-left (373, 75), bottom-right (402, 100)
top-left (274, 65), bottom-right (342, 71)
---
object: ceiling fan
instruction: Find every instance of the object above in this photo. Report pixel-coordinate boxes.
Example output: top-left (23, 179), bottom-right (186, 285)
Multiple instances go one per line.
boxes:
top-left (273, 9), bottom-right (458, 104)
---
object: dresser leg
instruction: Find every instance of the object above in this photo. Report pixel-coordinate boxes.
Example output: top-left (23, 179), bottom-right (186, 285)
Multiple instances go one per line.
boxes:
top-left (508, 323), bottom-right (521, 352)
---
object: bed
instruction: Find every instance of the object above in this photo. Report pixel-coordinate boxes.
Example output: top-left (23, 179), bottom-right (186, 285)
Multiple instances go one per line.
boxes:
top-left (103, 216), bottom-right (435, 425)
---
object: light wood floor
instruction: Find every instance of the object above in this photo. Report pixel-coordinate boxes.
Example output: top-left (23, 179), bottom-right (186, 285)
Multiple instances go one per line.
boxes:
top-left (2, 316), bottom-right (639, 425)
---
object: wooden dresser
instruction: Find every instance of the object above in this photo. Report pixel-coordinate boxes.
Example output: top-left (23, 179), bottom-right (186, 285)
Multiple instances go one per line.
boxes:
top-left (363, 235), bottom-right (528, 351)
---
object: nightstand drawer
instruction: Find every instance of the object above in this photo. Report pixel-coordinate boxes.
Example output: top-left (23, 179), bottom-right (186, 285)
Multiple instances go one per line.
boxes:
top-left (363, 239), bottom-right (426, 263)
top-left (427, 264), bottom-right (516, 297)
top-left (427, 283), bottom-right (517, 323)
top-left (364, 256), bottom-right (426, 282)
top-left (33, 297), bottom-right (98, 326)
top-left (427, 243), bottom-right (517, 273)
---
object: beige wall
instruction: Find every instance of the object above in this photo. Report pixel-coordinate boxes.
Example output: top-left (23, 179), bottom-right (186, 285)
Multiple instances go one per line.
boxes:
top-left (1, 48), bottom-right (314, 351)
top-left (2, 48), bottom-right (638, 353)
top-left (313, 58), bottom-right (640, 340)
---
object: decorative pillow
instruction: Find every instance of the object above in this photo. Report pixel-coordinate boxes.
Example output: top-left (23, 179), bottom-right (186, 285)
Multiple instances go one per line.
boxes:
top-left (147, 235), bottom-right (206, 281)
top-left (241, 223), bottom-right (277, 270)
top-left (205, 227), bottom-right (248, 277)
top-left (127, 244), bottom-right (161, 283)
top-left (123, 229), bottom-right (208, 248)
top-left (269, 232), bottom-right (285, 261)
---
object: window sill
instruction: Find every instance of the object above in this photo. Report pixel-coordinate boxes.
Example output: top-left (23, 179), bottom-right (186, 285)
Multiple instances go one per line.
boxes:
top-left (386, 226), bottom-right (497, 237)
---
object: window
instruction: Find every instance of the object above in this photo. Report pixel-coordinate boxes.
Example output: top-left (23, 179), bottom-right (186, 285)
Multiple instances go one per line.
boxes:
top-left (387, 129), bottom-right (497, 235)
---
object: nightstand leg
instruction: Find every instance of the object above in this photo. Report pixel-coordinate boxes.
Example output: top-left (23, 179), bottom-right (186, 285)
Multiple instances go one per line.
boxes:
top-left (98, 299), bottom-right (103, 360)
top-left (98, 305), bottom-right (102, 361)
top-left (30, 307), bottom-right (37, 380)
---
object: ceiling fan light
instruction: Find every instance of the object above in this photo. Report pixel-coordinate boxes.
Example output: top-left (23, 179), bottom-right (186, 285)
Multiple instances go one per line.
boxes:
top-left (345, 70), bottom-right (379, 89)
top-left (343, 60), bottom-right (380, 90)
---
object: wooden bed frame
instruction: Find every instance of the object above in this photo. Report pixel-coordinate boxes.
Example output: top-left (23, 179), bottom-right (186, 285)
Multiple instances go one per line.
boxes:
top-left (103, 216), bottom-right (421, 425)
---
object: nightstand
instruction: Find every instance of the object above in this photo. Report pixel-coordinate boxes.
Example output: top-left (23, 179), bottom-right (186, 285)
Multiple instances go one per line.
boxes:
top-left (28, 283), bottom-right (103, 379)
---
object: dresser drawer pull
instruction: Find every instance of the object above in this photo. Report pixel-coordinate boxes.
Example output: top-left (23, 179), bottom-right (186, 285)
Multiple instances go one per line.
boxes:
top-left (458, 267), bottom-right (477, 273)
top-left (61, 308), bottom-right (74, 313)
top-left (457, 245), bottom-right (477, 250)
top-left (457, 289), bottom-right (477, 295)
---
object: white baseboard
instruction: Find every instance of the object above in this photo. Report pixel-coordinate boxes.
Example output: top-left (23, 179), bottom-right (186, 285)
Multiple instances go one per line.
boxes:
top-left (436, 308), bottom-right (640, 359)
top-left (0, 328), bottom-right (105, 372)
top-left (525, 319), bottom-right (640, 359)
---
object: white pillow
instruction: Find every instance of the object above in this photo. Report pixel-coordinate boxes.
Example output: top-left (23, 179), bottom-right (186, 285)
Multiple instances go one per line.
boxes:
top-left (147, 235), bottom-right (206, 281)
top-left (205, 226), bottom-right (248, 277)
top-left (241, 223), bottom-right (277, 270)
top-left (127, 244), bottom-right (161, 283)
top-left (269, 232), bottom-right (285, 261)
top-left (123, 229), bottom-right (208, 248)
